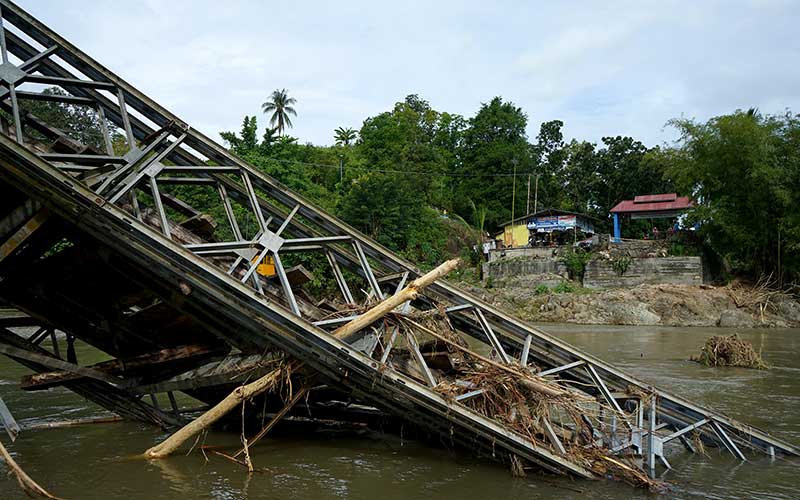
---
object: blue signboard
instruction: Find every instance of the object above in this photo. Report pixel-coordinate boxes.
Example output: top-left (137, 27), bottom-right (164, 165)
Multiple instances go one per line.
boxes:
top-left (527, 215), bottom-right (594, 233)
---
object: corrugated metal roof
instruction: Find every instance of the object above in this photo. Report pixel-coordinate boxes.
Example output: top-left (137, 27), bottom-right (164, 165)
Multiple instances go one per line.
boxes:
top-left (611, 194), bottom-right (694, 214)
top-left (499, 208), bottom-right (599, 228)
top-left (634, 193), bottom-right (677, 203)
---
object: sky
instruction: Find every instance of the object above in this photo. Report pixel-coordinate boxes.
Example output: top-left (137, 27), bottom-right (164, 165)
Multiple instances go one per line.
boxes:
top-left (16, 0), bottom-right (800, 148)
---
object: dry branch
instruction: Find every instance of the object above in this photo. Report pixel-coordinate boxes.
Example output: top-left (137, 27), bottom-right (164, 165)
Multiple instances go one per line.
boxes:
top-left (400, 316), bottom-right (570, 399)
top-left (691, 334), bottom-right (768, 369)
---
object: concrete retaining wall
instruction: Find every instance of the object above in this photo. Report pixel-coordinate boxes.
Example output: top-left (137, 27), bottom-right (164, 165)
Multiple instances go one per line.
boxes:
top-left (487, 247), bottom-right (556, 262)
top-left (483, 257), bottom-right (567, 280)
top-left (583, 256), bottom-right (703, 288)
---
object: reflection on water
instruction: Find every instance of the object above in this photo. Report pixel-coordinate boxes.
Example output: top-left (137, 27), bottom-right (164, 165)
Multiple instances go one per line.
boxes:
top-left (1, 325), bottom-right (798, 499)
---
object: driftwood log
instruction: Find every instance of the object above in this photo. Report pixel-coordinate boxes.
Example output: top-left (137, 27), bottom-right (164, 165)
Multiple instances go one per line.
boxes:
top-left (144, 258), bottom-right (462, 458)
top-left (0, 439), bottom-right (62, 499)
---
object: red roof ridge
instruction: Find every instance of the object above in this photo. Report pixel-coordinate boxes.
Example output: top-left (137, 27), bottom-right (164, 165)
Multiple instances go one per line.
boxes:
top-left (611, 194), bottom-right (693, 214)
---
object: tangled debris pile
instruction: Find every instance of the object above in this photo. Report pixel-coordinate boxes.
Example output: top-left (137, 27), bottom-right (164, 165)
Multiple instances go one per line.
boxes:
top-left (404, 313), bottom-right (659, 489)
top-left (691, 334), bottom-right (768, 369)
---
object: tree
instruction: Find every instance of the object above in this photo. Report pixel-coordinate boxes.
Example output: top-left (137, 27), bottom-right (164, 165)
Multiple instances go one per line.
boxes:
top-left (532, 120), bottom-right (568, 210)
top-left (334, 127), bottom-right (357, 146)
top-left (19, 87), bottom-right (120, 151)
top-left (358, 94), bottom-right (464, 209)
top-left (667, 110), bottom-right (800, 283)
top-left (261, 88), bottom-right (297, 136)
top-left (559, 140), bottom-right (598, 214)
top-left (455, 97), bottom-right (532, 229)
top-left (220, 115), bottom-right (259, 156)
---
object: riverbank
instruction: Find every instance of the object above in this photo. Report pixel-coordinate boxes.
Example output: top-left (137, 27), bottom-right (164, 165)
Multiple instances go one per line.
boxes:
top-left (457, 276), bottom-right (800, 328)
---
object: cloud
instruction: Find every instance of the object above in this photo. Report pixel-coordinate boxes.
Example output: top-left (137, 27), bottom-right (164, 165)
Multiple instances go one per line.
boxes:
top-left (14, 0), bottom-right (800, 148)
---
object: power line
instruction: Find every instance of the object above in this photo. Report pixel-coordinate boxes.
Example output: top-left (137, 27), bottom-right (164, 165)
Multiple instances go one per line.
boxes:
top-left (261, 156), bottom-right (533, 178)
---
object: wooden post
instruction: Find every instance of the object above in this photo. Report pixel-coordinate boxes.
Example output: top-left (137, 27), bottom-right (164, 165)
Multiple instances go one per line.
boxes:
top-left (144, 259), bottom-right (462, 458)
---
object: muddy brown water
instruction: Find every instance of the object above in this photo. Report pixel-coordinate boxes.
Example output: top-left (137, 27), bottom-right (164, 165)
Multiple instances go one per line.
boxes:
top-left (1, 324), bottom-right (798, 499)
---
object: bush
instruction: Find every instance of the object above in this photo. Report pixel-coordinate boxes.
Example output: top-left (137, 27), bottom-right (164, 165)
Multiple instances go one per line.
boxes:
top-left (553, 281), bottom-right (576, 294)
top-left (611, 255), bottom-right (632, 275)
top-left (534, 284), bottom-right (550, 295)
top-left (559, 249), bottom-right (592, 281)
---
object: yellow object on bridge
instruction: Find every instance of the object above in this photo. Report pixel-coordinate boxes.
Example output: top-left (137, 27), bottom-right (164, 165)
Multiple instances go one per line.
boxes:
top-left (255, 254), bottom-right (276, 277)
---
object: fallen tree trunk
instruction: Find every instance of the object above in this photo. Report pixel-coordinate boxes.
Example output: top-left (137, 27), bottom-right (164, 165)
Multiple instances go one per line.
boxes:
top-left (332, 259), bottom-right (461, 341)
top-left (0, 439), bottom-right (62, 499)
top-left (144, 258), bottom-right (461, 459)
top-left (144, 362), bottom-right (292, 458)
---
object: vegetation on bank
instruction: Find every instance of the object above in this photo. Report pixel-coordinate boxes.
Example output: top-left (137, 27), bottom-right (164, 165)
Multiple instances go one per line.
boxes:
top-left (218, 95), bottom-right (799, 286)
top-left (24, 86), bottom-right (800, 285)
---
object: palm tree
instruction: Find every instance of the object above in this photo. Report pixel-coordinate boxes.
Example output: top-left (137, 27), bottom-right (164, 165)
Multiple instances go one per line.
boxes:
top-left (261, 89), bottom-right (297, 136)
top-left (334, 127), bottom-right (358, 146)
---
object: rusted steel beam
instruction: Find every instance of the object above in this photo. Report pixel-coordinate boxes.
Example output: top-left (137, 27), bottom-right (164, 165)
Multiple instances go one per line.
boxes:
top-left (20, 344), bottom-right (223, 391)
top-left (0, 208), bottom-right (48, 262)
top-left (0, 326), bottom-right (182, 427)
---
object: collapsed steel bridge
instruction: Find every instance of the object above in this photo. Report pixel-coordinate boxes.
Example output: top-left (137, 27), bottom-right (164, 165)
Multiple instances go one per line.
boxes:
top-left (0, 0), bottom-right (795, 483)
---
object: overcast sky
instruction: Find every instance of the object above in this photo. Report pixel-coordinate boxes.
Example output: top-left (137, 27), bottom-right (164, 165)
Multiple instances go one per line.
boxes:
top-left (18, 0), bottom-right (800, 148)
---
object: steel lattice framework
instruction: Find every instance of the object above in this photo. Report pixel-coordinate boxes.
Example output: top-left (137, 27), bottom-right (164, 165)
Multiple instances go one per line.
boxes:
top-left (0, 0), bottom-right (795, 482)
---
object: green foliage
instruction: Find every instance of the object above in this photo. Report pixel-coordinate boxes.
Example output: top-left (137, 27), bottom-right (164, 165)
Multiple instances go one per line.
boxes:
top-left (459, 245), bottom-right (481, 268)
top-left (669, 242), bottom-right (687, 256)
top-left (261, 88), bottom-right (297, 136)
top-left (517, 123), bottom-right (676, 233)
top-left (668, 233), bottom-right (700, 257)
top-left (213, 97), bottom-right (798, 288)
top-left (559, 248), bottom-right (592, 281)
top-left (30, 76), bottom-right (798, 296)
top-left (534, 284), bottom-right (550, 295)
top-left (334, 127), bottom-right (357, 146)
top-left (19, 87), bottom-right (123, 151)
top-left (454, 97), bottom-right (531, 229)
top-left (358, 94), bottom-right (464, 209)
top-left (220, 115), bottom-right (260, 156)
top-left (552, 281), bottom-right (577, 294)
top-left (667, 110), bottom-right (800, 283)
top-left (611, 255), bottom-right (632, 275)
top-left (280, 252), bottom-right (337, 296)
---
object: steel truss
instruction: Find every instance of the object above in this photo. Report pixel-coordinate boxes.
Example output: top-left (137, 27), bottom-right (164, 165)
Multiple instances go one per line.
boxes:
top-left (0, 0), bottom-right (794, 482)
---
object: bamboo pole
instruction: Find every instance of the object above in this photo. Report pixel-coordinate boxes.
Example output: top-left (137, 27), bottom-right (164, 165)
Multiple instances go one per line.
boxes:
top-left (0, 439), bottom-right (62, 499)
top-left (144, 362), bottom-right (291, 458)
top-left (144, 258), bottom-right (462, 459)
top-left (331, 259), bottom-right (461, 341)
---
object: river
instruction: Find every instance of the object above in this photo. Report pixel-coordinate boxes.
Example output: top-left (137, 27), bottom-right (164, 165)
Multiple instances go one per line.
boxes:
top-left (1, 324), bottom-right (798, 499)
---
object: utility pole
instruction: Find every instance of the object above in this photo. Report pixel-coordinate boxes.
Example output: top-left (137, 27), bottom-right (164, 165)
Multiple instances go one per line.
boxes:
top-left (526, 174), bottom-right (531, 215)
top-left (510, 159), bottom-right (518, 247)
top-left (338, 154), bottom-right (344, 182)
top-left (533, 174), bottom-right (539, 214)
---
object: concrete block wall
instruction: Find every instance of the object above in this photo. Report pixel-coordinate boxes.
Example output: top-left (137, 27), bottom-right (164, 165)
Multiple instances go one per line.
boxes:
top-left (487, 247), bottom-right (556, 262)
top-left (483, 257), bottom-right (567, 280)
top-left (583, 256), bottom-right (703, 288)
